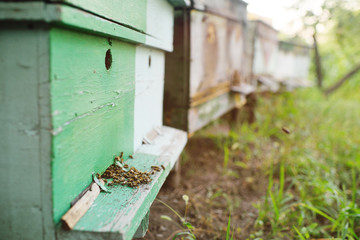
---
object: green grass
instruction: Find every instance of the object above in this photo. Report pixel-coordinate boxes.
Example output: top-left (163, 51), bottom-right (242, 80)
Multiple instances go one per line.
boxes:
top-left (158, 85), bottom-right (360, 239)
top-left (230, 88), bottom-right (360, 239)
top-left (157, 195), bottom-right (196, 240)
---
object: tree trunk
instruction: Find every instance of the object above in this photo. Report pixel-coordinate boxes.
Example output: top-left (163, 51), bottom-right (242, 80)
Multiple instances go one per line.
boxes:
top-left (313, 32), bottom-right (323, 89)
top-left (324, 63), bottom-right (360, 95)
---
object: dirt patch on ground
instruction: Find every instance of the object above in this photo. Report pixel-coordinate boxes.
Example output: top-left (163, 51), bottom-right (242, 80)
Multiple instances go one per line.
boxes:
top-left (141, 128), bottom-right (268, 240)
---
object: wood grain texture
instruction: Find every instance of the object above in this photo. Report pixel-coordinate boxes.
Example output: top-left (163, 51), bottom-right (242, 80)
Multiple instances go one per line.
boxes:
top-left (133, 210), bottom-right (150, 238)
top-left (164, 10), bottom-right (191, 131)
top-left (188, 92), bottom-right (236, 134)
top-left (167, 0), bottom-right (191, 7)
top-left (189, 10), bottom-right (246, 96)
top-left (145, 0), bottom-right (174, 52)
top-left (0, 24), bottom-right (55, 240)
top-left (0, 2), bottom-right (175, 52)
top-left (0, 2), bottom-right (57, 20)
top-left (189, 10), bottom-right (229, 97)
top-left (164, 9), bottom-right (246, 133)
top-left (61, 182), bottom-right (101, 230)
top-left (50, 28), bottom-right (136, 224)
top-left (249, 20), bottom-right (279, 82)
top-left (275, 41), bottom-right (311, 87)
top-left (50, 0), bottom-right (148, 32)
top-left (134, 46), bottom-right (165, 151)
top-left (56, 126), bottom-right (187, 240)
top-left (192, 0), bottom-right (247, 22)
top-left (0, 2), bottom-right (145, 45)
top-left (57, 4), bottom-right (147, 46)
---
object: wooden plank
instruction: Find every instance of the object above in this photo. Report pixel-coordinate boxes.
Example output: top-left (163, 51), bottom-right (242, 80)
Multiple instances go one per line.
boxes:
top-left (275, 41), bottom-right (311, 88)
top-left (50, 28), bottom-right (136, 224)
top-left (134, 46), bottom-right (165, 151)
top-left (167, 0), bottom-right (191, 7)
top-left (243, 19), bottom-right (257, 87)
top-left (250, 20), bottom-right (279, 81)
top-left (133, 210), bottom-right (150, 238)
top-left (227, 19), bottom-right (246, 87)
top-left (37, 23), bottom-right (57, 240)
top-left (192, 0), bottom-right (247, 22)
top-left (190, 82), bottom-right (230, 107)
top-left (0, 24), bottom-right (55, 240)
top-left (188, 92), bottom-right (237, 134)
top-left (164, 10), bottom-right (191, 131)
top-left (0, 2), bottom-right (55, 20)
top-left (61, 182), bottom-right (101, 230)
top-left (50, 28), bottom-right (135, 129)
top-left (56, 126), bottom-right (187, 240)
top-left (0, 2), bottom-right (145, 44)
top-left (189, 10), bottom-right (246, 96)
top-left (189, 10), bottom-right (230, 97)
top-left (0, 2), bottom-right (175, 51)
top-left (51, 0), bottom-right (176, 50)
top-left (50, 0), bottom-right (148, 33)
top-left (164, 9), bottom-right (246, 133)
top-left (145, 0), bottom-right (174, 52)
top-left (57, 4), bottom-right (147, 46)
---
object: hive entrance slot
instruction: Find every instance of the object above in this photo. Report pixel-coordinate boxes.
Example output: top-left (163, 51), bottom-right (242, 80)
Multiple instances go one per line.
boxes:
top-left (105, 49), bottom-right (112, 70)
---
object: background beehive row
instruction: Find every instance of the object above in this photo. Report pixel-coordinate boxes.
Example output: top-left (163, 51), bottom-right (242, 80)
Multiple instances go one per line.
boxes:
top-left (0, 0), bottom-right (310, 239)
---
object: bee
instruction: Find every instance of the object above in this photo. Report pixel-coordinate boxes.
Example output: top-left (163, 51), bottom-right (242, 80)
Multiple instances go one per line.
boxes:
top-left (124, 164), bottom-right (129, 168)
top-left (96, 173), bottom-right (101, 179)
top-left (129, 154), bottom-right (134, 159)
top-left (151, 166), bottom-right (161, 172)
top-left (120, 158), bottom-right (124, 164)
top-left (114, 156), bottom-right (120, 161)
top-left (119, 152), bottom-right (123, 158)
top-left (161, 165), bottom-right (165, 170)
top-left (281, 127), bottom-right (291, 134)
top-left (108, 181), bottom-right (114, 186)
top-left (103, 179), bottom-right (108, 183)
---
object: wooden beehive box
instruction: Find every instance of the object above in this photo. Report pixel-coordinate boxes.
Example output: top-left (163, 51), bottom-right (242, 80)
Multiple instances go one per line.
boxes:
top-left (0, 1), bottom-right (187, 239)
top-left (246, 20), bottom-right (280, 92)
top-left (164, 0), bottom-right (248, 135)
top-left (275, 41), bottom-right (312, 90)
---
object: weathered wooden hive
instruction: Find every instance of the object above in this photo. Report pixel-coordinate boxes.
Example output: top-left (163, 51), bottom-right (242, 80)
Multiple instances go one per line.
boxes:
top-left (0, 1), bottom-right (188, 239)
top-left (246, 20), bottom-right (280, 92)
top-left (275, 41), bottom-right (312, 90)
top-left (164, 0), bottom-right (248, 135)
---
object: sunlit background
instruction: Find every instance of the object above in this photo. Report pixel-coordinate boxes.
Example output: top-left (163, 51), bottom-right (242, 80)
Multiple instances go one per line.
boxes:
top-left (246, 0), bottom-right (360, 42)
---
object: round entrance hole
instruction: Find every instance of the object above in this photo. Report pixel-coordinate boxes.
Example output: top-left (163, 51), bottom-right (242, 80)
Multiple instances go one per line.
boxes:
top-left (105, 49), bottom-right (112, 70)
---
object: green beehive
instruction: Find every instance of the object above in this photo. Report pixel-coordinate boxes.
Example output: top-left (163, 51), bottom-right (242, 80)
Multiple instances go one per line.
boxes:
top-left (0, 1), bottom-right (188, 239)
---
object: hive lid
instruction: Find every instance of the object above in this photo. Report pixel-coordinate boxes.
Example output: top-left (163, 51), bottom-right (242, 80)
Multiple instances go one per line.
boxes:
top-left (0, 1), bottom-right (175, 52)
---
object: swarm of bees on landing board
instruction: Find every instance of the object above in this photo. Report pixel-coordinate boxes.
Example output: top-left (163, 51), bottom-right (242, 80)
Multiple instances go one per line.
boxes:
top-left (99, 152), bottom-right (165, 189)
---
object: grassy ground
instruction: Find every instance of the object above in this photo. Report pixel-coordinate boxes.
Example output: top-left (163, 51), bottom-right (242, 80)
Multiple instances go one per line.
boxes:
top-left (239, 89), bottom-right (360, 239)
top-left (146, 87), bottom-right (360, 239)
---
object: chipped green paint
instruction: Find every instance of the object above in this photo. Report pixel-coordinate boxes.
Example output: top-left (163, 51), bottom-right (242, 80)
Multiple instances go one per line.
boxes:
top-left (56, 126), bottom-right (188, 240)
top-left (0, 24), bottom-right (55, 240)
top-left (74, 153), bottom-right (159, 238)
top-left (52, 0), bottom-right (148, 33)
top-left (1, 1), bottom-right (179, 239)
top-left (50, 28), bottom-right (136, 223)
top-left (57, 4), bottom-right (147, 46)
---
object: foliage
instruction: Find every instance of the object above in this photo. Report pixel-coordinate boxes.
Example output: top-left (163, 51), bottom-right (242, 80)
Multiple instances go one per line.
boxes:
top-left (157, 195), bottom-right (196, 240)
top-left (293, 0), bottom-right (360, 94)
top-left (233, 88), bottom-right (360, 239)
top-left (157, 85), bottom-right (359, 239)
